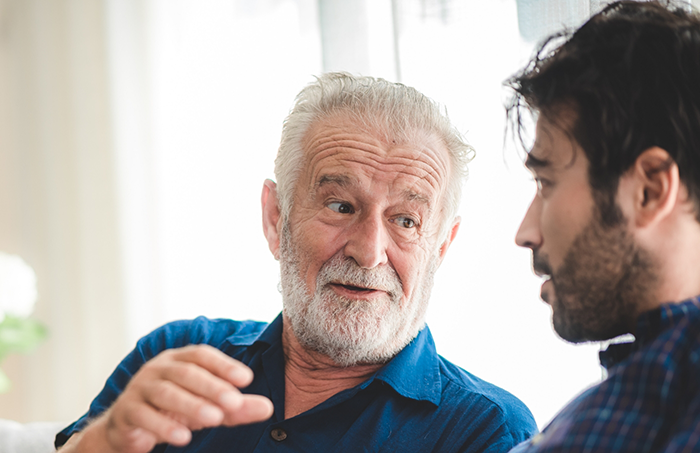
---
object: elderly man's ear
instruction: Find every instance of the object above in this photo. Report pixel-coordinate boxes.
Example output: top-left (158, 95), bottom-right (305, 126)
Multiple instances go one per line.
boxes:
top-left (438, 217), bottom-right (460, 263)
top-left (262, 179), bottom-right (282, 260)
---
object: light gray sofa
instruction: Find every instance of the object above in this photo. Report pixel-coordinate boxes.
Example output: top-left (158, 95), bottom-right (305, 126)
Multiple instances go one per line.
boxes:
top-left (0, 419), bottom-right (65, 453)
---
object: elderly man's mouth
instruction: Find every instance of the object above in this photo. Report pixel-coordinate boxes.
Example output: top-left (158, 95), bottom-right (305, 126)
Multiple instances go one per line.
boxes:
top-left (329, 283), bottom-right (385, 298)
top-left (341, 284), bottom-right (372, 291)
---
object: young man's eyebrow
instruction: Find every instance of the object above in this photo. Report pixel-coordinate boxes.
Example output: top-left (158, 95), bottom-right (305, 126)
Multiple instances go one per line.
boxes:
top-left (525, 153), bottom-right (550, 170)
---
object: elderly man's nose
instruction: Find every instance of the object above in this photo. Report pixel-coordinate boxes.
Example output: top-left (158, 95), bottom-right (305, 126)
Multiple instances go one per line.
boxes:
top-left (515, 198), bottom-right (543, 250)
top-left (344, 215), bottom-right (389, 269)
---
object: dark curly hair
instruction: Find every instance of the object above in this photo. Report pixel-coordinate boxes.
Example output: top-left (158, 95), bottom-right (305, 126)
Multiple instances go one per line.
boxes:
top-left (506, 0), bottom-right (700, 225)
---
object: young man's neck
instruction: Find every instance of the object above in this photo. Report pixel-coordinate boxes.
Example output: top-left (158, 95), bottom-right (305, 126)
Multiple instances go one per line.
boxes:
top-left (638, 214), bottom-right (700, 313)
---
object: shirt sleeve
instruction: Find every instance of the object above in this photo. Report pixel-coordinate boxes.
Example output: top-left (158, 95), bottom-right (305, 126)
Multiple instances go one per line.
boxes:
top-left (475, 416), bottom-right (539, 453)
top-left (449, 394), bottom-right (538, 453)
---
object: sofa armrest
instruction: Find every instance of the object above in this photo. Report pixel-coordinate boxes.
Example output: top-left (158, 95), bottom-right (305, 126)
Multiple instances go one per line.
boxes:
top-left (0, 419), bottom-right (66, 453)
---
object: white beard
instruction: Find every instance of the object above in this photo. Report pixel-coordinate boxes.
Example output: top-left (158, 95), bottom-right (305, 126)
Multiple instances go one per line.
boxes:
top-left (279, 222), bottom-right (438, 367)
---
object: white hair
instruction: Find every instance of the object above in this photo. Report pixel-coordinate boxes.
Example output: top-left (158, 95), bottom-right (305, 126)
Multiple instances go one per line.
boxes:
top-left (274, 72), bottom-right (474, 242)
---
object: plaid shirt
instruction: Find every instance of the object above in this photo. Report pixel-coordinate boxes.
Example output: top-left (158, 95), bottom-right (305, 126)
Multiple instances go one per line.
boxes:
top-left (510, 297), bottom-right (700, 453)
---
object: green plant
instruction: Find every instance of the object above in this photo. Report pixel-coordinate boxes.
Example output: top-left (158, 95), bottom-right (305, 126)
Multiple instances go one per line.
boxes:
top-left (0, 252), bottom-right (46, 393)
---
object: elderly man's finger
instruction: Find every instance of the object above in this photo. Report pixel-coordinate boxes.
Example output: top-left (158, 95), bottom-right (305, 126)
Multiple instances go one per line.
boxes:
top-left (140, 346), bottom-right (273, 426)
top-left (142, 378), bottom-right (226, 428)
top-left (170, 345), bottom-right (255, 388)
top-left (157, 360), bottom-right (240, 407)
top-left (222, 394), bottom-right (274, 426)
top-left (153, 359), bottom-right (259, 417)
top-left (114, 399), bottom-right (192, 447)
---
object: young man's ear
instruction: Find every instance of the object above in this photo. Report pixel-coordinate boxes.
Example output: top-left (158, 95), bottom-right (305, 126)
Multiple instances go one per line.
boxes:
top-left (627, 147), bottom-right (680, 228)
top-left (261, 179), bottom-right (282, 260)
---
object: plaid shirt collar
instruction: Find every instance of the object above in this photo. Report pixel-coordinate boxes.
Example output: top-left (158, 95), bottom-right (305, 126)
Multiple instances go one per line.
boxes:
top-left (599, 296), bottom-right (700, 370)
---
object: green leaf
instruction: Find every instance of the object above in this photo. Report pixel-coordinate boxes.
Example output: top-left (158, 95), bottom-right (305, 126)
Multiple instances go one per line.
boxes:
top-left (0, 316), bottom-right (47, 359)
top-left (0, 367), bottom-right (11, 393)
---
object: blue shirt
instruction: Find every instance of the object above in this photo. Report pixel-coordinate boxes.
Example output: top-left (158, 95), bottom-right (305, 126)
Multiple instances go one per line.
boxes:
top-left (510, 297), bottom-right (700, 453)
top-left (57, 314), bottom-right (536, 452)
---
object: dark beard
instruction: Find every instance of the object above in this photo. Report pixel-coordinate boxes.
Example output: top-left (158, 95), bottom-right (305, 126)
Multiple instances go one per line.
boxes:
top-left (537, 206), bottom-right (658, 343)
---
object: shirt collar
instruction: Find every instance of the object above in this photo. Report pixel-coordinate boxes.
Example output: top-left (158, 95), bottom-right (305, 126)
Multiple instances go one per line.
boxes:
top-left (227, 313), bottom-right (443, 407)
top-left (218, 313), bottom-right (282, 350)
top-left (254, 312), bottom-right (284, 346)
top-left (372, 325), bottom-right (443, 407)
top-left (599, 296), bottom-right (700, 369)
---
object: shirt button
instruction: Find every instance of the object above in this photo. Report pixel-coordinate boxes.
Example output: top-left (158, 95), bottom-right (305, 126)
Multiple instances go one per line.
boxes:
top-left (270, 428), bottom-right (287, 442)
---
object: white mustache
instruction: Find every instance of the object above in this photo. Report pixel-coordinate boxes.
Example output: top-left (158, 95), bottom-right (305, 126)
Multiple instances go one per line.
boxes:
top-left (316, 254), bottom-right (402, 299)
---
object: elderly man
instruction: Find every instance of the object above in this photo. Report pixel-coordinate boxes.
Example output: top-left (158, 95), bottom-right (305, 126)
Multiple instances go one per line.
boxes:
top-left (508, 1), bottom-right (700, 452)
top-left (56, 73), bottom-right (536, 453)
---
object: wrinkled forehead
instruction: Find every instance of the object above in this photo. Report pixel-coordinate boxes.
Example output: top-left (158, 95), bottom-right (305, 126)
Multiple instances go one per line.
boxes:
top-left (300, 114), bottom-right (452, 195)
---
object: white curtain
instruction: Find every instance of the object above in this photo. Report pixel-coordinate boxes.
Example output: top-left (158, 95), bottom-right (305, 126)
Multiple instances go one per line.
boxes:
top-left (0, 0), bottom-right (326, 423)
top-left (0, 0), bottom-right (127, 422)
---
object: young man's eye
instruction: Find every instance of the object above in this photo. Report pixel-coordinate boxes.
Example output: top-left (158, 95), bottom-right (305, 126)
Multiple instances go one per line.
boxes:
top-left (328, 202), bottom-right (354, 214)
top-left (535, 177), bottom-right (551, 193)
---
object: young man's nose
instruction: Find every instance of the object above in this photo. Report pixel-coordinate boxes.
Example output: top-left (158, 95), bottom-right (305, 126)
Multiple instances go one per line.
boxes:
top-left (515, 198), bottom-right (543, 250)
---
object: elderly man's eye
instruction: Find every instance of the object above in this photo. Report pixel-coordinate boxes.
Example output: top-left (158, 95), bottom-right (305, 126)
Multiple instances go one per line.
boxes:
top-left (395, 216), bottom-right (416, 229)
top-left (328, 202), bottom-right (354, 214)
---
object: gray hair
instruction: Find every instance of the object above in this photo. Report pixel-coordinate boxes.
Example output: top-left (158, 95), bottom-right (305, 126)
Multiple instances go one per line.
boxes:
top-left (274, 72), bottom-right (474, 242)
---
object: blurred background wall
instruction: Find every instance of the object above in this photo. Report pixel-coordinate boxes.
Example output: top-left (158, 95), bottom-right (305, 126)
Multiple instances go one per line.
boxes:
top-left (0, 0), bottom-right (126, 422)
top-left (1, 0), bottom-right (696, 429)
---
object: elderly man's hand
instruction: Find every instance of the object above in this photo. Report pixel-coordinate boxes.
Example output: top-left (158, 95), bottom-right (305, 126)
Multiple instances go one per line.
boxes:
top-left (61, 345), bottom-right (274, 453)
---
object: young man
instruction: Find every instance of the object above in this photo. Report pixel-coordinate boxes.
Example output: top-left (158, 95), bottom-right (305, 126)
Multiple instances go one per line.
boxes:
top-left (509, 1), bottom-right (700, 451)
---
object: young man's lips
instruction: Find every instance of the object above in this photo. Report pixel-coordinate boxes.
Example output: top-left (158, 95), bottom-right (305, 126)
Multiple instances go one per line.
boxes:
top-left (540, 279), bottom-right (553, 304)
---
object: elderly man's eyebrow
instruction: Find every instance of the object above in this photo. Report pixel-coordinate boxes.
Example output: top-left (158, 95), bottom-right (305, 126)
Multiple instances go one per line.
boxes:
top-left (316, 174), bottom-right (353, 188)
top-left (316, 174), bottom-right (431, 204)
top-left (525, 153), bottom-right (550, 170)
top-left (404, 189), bottom-right (430, 205)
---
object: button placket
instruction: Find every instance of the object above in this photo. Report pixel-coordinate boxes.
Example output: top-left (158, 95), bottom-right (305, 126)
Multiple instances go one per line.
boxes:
top-left (270, 427), bottom-right (287, 442)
